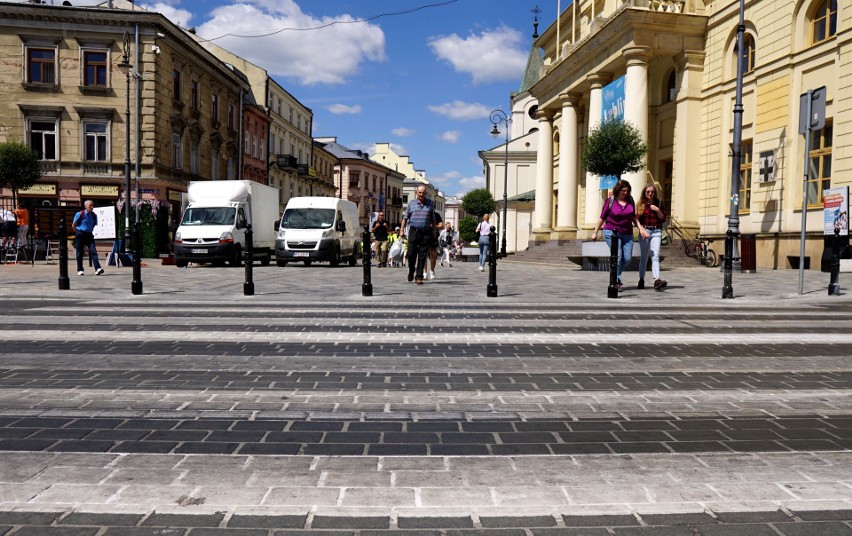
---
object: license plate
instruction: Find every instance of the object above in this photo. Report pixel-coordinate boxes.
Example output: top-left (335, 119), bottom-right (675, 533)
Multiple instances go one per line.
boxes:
top-left (293, 252), bottom-right (309, 257)
top-left (191, 249), bottom-right (208, 254)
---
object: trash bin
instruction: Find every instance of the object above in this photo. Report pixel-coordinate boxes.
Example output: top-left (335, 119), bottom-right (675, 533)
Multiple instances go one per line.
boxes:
top-left (740, 233), bottom-right (756, 273)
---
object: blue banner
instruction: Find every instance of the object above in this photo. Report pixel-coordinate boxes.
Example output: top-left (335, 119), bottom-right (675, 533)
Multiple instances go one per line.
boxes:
top-left (599, 76), bottom-right (625, 190)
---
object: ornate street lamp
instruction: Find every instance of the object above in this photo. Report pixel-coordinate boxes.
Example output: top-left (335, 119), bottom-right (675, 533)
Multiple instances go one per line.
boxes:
top-left (117, 33), bottom-right (132, 259)
top-left (489, 109), bottom-right (510, 258)
top-left (723, 0), bottom-right (745, 299)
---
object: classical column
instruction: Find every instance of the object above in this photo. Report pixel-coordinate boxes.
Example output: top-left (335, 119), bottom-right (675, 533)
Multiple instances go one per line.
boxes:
top-left (555, 93), bottom-right (581, 235)
top-left (673, 50), bottom-right (705, 226)
top-left (584, 72), bottom-right (612, 227)
top-left (622, 46), bottom-right (652, 194)
top-left (533, 109), bottom-right (555, 235)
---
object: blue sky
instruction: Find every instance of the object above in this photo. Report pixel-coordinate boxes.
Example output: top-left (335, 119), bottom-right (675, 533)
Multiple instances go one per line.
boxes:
top-left (80, 0), bottom-right (551, 197)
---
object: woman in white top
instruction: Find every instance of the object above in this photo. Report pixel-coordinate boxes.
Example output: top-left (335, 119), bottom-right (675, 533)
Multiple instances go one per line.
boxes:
top-left (439, 223), bottom-right (457, 267)
top-left (475, 214), bottom-right (494, 271)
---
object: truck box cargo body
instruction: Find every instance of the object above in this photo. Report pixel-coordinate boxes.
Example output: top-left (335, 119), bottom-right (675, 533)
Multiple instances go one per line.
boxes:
top-left (275, 197), bottom-right (361, 267)
top-left (174, 180), bottom-right (279, 267)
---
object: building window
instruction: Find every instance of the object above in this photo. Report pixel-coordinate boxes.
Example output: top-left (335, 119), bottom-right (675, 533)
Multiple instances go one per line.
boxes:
top-left (28, 119), bottom-right (57, 160)
top-left (228, 103), bottom-right (235, 130)
top-left (735, 34), bottom-right (756, 76)
top-left (665, 70), bottom-right (676, 103)
top-left (349, 172), bottom-right (360, 187)
top-left (27, 47), bottom-right (56, 84)
top-left (83, 122), bottom-right (108, 161)
top-left (227, 157), bottom-right (235, 180)
top-left (211, 93), bottom-right (219, 123)
top-left (191, 79), bottom-right (199, 110)
top-left (172, 133), bottom-right (183, 169)
top-left (260, 141), bottom-right (265, 161)
top-left (806, 123), bottom-right (832, 206)
top-left (82, 50), bottom-right (107, 86)
top-left (738, 140), bottom-right (753, 214)
top-left (811, 0), bottom-right (837, 44)
top-left (190, 140), bottom-right (199, 174)
top-left (211, 149), bottom-right (219, 180)
top-left (172, 68), bottom-right (182, 101)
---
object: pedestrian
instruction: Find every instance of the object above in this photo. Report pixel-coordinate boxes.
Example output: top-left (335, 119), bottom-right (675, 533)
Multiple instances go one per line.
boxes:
top-left (1, 206), bottom-right (16, 249)
top-left (439, 222), bottom-right (456, 267)
top-left (637, 184), bottom-right (667, 290)
top-left (591, 180), bottom-right (648, 291)
top-left (371, 211), bottom-right (390, 267)
top-left (72, 200), bottom-right (104, 276)
top-left (400, 185), bottom-right (435, 285)
top-left (14, 202), bottom-right (29, 247)
top-left (427, 212), bottom-right (444, 280)
top-left (387, 226), bottom-right (403, 267)
top-left (475, 213), bottom-right (494, 272)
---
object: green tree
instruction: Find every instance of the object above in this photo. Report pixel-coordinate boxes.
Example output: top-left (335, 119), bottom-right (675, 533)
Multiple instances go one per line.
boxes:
top-left (461, 188), bottom-right (496, 217)
top-left (458, 215), bottom-right (478, 245)
top-left (582, 116), bottom-right (647, 179)
top-left (0, 141), bottom-right (41, 204)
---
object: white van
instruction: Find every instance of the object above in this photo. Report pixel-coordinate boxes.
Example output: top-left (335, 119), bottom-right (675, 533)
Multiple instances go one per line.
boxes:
top-left (274, 197), bottom-right (361, 267)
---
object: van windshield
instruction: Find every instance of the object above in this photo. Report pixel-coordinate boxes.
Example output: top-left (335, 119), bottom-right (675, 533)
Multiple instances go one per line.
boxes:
top-left (181, 207), bottom-right (236, 226)
top-left (282, 208), bottom-right (335, 229)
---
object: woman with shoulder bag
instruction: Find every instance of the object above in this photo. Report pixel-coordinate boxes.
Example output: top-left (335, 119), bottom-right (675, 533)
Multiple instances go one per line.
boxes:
top-left (591, 180), bottom-right (648, 291)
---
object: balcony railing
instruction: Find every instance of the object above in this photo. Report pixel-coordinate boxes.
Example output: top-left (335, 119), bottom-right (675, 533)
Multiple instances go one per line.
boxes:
top-left (82, 162), bottom-right (112, 175)
top-left (38, 161), bottom-right (58, 174)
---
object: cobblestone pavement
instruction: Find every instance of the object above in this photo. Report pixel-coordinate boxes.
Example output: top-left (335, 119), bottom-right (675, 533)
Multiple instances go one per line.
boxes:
top-left (1, 260), bottom-right (851, 534)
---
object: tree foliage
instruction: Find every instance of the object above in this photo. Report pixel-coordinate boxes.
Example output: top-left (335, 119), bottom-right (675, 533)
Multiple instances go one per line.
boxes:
top-left (0, 141), bottom-right (41, 202)
top-left (461, 188), bottom-right (496, 217)
top-left (458, 215), bottom-right (478, 245)
top-left (582, 117), bottom-right (647, 179)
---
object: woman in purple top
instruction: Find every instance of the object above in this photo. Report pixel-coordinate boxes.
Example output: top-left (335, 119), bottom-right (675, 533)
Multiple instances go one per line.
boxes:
top-left (591, 179), bottom-right (648, 290)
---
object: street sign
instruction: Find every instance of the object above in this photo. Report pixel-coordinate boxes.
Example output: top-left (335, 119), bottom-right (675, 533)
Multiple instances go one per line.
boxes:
top-left (758, 149), bottom-right (775, 183)
top-left (798, 86), bottom-right (826, 134)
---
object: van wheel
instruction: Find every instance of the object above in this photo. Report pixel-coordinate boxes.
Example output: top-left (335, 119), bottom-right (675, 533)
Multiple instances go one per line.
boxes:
top-left (330, 248), bottom-right (340, 267)
top-left (304, 260), bottom-right (312, 267)
top-left (260, 254), bottom-right (271, 266)
top-left (229, 245), bottom-right (242, 267)
top-left (276, 259), bottom-right (288, 267)
top-left (348, 243), bottom-right (359, 266)
top-left (175, 259), bottom-right (188, 268)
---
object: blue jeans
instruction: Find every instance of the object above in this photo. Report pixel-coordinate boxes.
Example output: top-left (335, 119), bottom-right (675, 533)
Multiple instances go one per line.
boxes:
top-left (478, 235), bottom-right (490, 267)
top-left (638, 228), bottom-right (662, 281)
top-left (602, 229), bottom-right (633, 282)
top-left (75, 231), bottom-right (102, 272)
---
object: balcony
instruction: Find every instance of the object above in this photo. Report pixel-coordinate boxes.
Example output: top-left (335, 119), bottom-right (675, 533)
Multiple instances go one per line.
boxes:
top-left (297, 164), bottom-right (310, 177)
top-left (82, 162), bottom-right (112, 175)
top-left (38, 160), bottom-right (59, 174)
top-left (277, 154), bottom-right (297, 169)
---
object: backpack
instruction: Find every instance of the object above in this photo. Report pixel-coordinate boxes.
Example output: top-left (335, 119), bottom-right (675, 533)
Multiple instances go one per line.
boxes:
top-left (72, 209), bottom-right (96, 231)
top-left (602, 195), bottom-right (634, 219)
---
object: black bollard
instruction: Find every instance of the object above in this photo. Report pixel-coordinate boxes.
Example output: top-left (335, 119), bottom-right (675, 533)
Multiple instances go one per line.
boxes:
top-left (722, 230), bottom-right (734, 299)
top-left (607, 234), bottom-right (619, 298)
top-left (58, 215), bottom-right (70, 290)
top-left (244, 224), bottom-right (254, 296)
top-left (487, 227), bottom-right (498, 297)
top-left (131, 216), bottom-right (143, 295)
top-left (362, 225), bottom-right (372, 297)
top-left (829, 228), bottom-right (841, 296)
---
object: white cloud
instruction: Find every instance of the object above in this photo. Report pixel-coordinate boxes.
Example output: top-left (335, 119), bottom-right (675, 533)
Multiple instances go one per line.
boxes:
top-left (196, 0), bottom-right (386, 85)
top-left (427, 100), bottom-right (491, 121)
top-left (439, 130), bottom-right (461, 143)
top-left (391, 127), bottom-right (415, 137)
top-left (141, 2), bottom-right (193, 28)
top-left (327, 104), bottom-right (362, 115)
top-left (458, 175), bottom-right (486, 192)
top-left (428, 25), bottom-right (527, 84)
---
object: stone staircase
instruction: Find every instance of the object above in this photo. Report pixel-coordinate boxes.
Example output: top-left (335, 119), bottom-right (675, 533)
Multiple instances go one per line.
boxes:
top-left (504, 238), bottom-right (707, 269)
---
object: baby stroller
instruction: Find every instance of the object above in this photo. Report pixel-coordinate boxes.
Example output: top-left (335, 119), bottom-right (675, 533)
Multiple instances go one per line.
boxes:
top-left (388, 238), bottom-right (405, 267)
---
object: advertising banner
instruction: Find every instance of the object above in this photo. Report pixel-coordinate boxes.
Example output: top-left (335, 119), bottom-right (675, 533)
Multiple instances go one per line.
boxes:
top-left (823, 186), bottom-right (849, 236)
top-left (599, 76), bottom-right (625, 190)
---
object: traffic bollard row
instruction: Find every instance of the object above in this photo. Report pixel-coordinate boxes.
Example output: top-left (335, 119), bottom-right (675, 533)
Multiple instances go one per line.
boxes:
top-left (722, 230), bottom-right (734, 299)
top-left (829, 228), bottom-right (841, 296)
top-left (244, 224), bottom-right (254, 296)
top-left (487, 227), bottom-right (498, 297)
top-left (58, 215), bottom-right (70, 290)
top-left (131, 220), bottom-right (143, 295)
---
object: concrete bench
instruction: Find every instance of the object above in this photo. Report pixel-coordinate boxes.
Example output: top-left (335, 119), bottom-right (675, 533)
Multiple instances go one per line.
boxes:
top-left (575, 241), bottom-right (660, 271)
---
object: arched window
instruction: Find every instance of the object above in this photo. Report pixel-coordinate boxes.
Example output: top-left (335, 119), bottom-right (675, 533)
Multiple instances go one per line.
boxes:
top-left (528, 105), bottom-right (539, 120)
top-left (811, 0), bottom-right (838, 44)
top-left (732, 33), bottom-right (756, 77)
top-left (665, 70), bottom-right (677, 103)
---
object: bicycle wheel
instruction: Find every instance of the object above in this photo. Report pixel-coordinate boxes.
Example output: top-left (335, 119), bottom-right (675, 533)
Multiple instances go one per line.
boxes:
top-left (704, 248), bottom-right (718, 267)
top-left (684, 241), bottom-right (698, 258)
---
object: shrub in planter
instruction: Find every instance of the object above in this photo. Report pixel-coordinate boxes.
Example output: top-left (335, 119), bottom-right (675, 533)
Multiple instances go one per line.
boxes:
top-left (116, 199), bottom-right (171, 258)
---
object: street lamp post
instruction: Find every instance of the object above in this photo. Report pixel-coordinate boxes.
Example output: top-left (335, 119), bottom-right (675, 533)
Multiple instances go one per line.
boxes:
top-left (489, 109), bottom-right (509, 258)
top-left (118, 33), bottom-right (132, 258)
top-left (723, 0), bottom-right (745, 299)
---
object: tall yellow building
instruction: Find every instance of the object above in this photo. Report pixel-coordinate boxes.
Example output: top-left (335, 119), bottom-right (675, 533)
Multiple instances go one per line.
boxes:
top-left (526, 0), bottom-right (846, 269)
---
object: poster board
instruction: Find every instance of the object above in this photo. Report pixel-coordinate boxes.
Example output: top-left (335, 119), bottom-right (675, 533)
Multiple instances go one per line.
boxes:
top-left (599, 75), bottom-right (625, 190)
top-left (823, 186), bottom-right (849, 236)
top-left (93, 205), bottom-right (116, 240)
top-left (33, 207), bottom-right (81, 239)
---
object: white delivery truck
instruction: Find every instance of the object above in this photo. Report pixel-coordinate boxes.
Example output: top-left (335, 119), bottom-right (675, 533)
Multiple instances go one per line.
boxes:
top-left (174, 180), bottom-right (279, 267)
top-left (274, 197), bottom-right (361, 267)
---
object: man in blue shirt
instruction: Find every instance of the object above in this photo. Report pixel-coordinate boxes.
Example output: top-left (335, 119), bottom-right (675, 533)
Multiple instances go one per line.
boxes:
top-left (400, 185), bottom-right (435, 285)
top-left (72, 200), bottom-right (104, 276)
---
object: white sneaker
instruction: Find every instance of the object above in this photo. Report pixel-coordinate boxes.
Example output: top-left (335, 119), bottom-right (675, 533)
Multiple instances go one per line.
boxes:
top-left (479, 266), bottom-right (484, 271)
top-left (428, 271), bottom-right (435, 280)
top-left (95, 268), bottom-right (104, 275)
top-left (77, 271), bottom-right (84, 276)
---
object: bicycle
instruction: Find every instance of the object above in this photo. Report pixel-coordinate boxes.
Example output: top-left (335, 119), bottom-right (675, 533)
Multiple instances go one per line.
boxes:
top-left (685, 234), bottom-right (718, 267)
